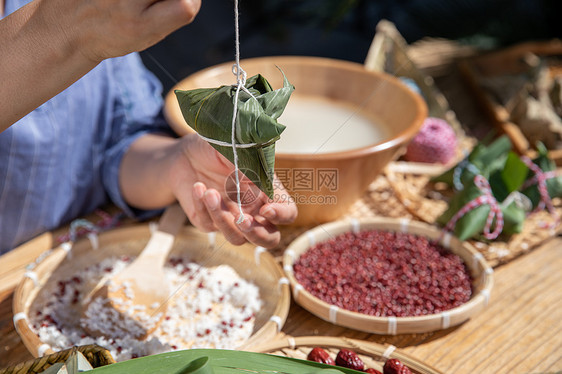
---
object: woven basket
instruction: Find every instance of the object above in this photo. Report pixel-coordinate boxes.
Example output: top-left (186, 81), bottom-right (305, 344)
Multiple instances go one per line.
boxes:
top-left (254, 335), bottom-right (442, 374)
top-left (0, 345), bottom-right (114, 374)
top-left (283, 217), bottom-right (493, 335)
top-left (365, 20), bottom-right (476, 176)
top-left (12, 224), bottom-right (290, 358)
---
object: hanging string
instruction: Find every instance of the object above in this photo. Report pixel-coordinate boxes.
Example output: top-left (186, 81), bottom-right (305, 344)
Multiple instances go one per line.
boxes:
top-left (219, 0), bottom-right (261, 224)
top-left (231, 0), bottom-right (246, 224)
top-left (195, 0), bottom-right (261, 223)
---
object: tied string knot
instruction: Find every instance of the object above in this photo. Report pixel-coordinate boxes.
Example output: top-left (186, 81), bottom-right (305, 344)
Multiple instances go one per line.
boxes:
top-left (445, 175), bottom-right (504, 240)
top-left (195, 66), bottom-right (266, 151)
top-left (520, 156), bottom-right (560, 228)
top-left (452, 157), bottom-right (480, 191)
top-left (232, 64), bottom-right (247, 87)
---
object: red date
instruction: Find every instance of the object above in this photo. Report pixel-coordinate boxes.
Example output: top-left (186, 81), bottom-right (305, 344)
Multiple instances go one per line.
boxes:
top-left (383, 358), bottom-right (412, 374)
top-left (335, 349), bottom-right (365, 371)
top-left (307, 347), bottom-right (335, 365)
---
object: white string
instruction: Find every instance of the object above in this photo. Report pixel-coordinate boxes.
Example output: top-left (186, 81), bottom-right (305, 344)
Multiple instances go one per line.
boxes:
top-left (382, 345), bottom-right (396, 360)
top-left (387, 316), bottom-right (397, 335)
top-left (328, 305), bottom-right (339, 323)
top-left (269, 315), bottom-right (282, 332)
top-left (198, 134), bottom-right (258, 148)
top-left (287, 336), bottom-right (296, 349)
top-left (197, 132), bottom-right (276, 149)
top-left (232, 0), bottom-right (247, 224)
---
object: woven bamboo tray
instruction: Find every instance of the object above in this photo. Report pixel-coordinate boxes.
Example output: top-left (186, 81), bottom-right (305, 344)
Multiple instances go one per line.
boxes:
top-left (0, 345), bottom-right (114, 374)
top-left (12, 224), bottom-right (290, 358)
top-left (254, 335), bottom-right (442, 374)
top-left (458, 39), bottom-right (562, 165)
top-left (385, 167), bottom-right (562, 267)
top-left (282, 217), bottom-right (493, 335)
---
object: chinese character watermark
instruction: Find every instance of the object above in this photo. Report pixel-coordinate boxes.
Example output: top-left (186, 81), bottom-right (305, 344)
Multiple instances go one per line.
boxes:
top-left (225, 168), bottom-right (339, 206)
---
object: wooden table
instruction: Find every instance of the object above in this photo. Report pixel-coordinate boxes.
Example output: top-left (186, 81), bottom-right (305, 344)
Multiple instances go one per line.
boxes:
top-left (0, 225), bottom-right (560, 373)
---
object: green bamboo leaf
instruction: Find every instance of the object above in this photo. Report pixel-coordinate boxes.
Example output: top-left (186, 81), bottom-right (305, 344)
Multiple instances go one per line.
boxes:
top-left (488, 171), bottom-right (509, 203)
top-left (501, 201), bottom-right (526, 235)
top-left (437, 182), bottom-right (483, 224)
top-left (437, 183), bottom-right (490, 240)
top-left (473, 135), bottom-right (512, 175)
top-left (453, 205), bottom-right (491, 241)
top-left (501, 152), bottom-right (528, 193)
top-left (89, 349), bottom-right (360, 374)
top-left (175, 356), bottom-right (213, 374)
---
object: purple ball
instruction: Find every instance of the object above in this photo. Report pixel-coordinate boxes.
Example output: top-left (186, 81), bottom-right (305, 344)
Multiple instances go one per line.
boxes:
top-left (404, 117), bottom-right (457, 164)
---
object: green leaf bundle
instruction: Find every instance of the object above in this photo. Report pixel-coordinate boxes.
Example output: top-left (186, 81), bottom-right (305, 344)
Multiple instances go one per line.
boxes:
top-left (175, 70), bottom-right (294, 198)
top-left (434, 135), bottom-right (561, 241)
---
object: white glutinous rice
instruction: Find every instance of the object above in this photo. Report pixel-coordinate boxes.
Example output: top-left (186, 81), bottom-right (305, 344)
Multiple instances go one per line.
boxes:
top-left (29, 255), bottom-right (263, 361)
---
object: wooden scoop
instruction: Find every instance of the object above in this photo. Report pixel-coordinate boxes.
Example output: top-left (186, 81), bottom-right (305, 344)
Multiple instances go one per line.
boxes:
top-left (82, 204), bottom-right (186, 339)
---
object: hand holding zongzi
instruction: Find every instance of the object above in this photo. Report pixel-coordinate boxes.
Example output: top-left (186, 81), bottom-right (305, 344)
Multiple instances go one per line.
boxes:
top-left (120, 133), bottom-right (297, 249)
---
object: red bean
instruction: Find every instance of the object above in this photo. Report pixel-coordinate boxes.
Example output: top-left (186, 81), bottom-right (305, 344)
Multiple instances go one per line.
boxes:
top-left (293, 230), bottom-right (472, 317)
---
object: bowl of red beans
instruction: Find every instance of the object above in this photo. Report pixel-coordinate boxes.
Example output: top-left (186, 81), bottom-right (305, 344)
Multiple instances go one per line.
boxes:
top-left (282, 217), bottom-right (494, 334)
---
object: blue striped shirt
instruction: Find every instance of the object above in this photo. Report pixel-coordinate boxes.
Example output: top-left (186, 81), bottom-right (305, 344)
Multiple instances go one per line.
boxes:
top-left (0, 0), bottom-right (171, 253)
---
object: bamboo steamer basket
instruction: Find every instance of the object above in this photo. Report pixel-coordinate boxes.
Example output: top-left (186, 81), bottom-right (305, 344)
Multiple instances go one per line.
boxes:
top-left (283, 217), bottom-right (494, 335)
top-left (12, 224), bottom-right (290, 358)
top-left (255, 335), bottom-right (443, 374)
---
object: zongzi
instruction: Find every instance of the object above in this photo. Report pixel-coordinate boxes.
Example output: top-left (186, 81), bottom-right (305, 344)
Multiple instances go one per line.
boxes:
top-left (175, 70), bottom-right (294, 198)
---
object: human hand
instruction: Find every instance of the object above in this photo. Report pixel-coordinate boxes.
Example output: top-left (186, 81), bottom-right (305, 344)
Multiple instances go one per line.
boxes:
top-left (171, 134), bottom-right (298, 249)
top-left (37, 0), bottom-right (201, 62)
top-left (0, 0), bottom-right (199, 130)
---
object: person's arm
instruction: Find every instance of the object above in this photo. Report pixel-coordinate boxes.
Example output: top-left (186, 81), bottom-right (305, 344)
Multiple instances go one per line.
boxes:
top-left (0, 0), bottom-right (200, 132)
top-left (119, 132), bottom-right (298, 249)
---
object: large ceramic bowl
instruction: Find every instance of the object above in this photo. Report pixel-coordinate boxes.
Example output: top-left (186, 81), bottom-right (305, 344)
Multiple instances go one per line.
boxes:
top-left (164, 56), bottom-right (427, 225)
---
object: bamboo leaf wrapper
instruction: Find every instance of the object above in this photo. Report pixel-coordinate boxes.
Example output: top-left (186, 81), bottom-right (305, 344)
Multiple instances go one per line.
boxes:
top-left (175, 70), bottom-right (295, 198)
